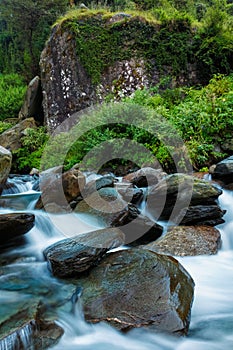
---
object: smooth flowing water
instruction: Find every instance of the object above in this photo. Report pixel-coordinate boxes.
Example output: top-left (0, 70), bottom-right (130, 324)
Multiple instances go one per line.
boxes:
top-left (0, 178), bottom-right (233, 349)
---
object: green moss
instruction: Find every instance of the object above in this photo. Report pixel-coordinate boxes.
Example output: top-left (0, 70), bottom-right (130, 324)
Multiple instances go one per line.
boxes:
top-left (59, 10), bottom-right (194, 85)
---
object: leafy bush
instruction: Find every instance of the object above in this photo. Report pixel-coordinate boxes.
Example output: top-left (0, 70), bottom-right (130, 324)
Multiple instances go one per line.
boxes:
top-left (13, 127), bottom-right (48, 173)
top-left (0, 74), bottom-right (26, 120)
top-left (0, 121), bottom-right (14, 134)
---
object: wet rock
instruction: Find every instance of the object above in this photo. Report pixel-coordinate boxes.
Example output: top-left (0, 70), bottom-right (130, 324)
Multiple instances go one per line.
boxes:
top-left (0, 118), bottom-right (37, 151)
top-left (123, 167), bottom-right (166, 187)
top-left (18, 76), bottom-right (44, 124)
top-left (180, 205), bottom-right (225, 226)
top-left (211, 156), bottom-right (233, 185)
top-left (0, 213), bottom-right (35, 244)
top-left (0, 146), bottom-right (12, 194)
top-left (78, 249), bottom-right (194, 335)
top-left (75, 187), bottom-right (128, 226)
top-left (43, 228), bottom-right (125, 277)
top-left (116, 183), bottom-right (144, 204)
top-left (143, 226), bottom-right (221, 256)
top-left (147, 173), bottom-right (222, 223)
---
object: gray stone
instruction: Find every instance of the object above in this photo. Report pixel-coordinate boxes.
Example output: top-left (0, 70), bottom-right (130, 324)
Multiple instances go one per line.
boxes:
top-left (43, 227), bottom-right (125, 277)
top-left (123, 167), bottom-right (166, 187)
top-left (211, 156), bottom-right (233, 184)
top-left (143, 226), bottom-right (221, 256)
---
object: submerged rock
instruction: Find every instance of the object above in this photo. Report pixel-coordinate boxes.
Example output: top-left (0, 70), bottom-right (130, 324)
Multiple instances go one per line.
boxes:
top-left (143, 226), bottom-right (221, 256)
top-left (44, 228), bottom-right (125, 277)
top-left (0, 213), bottom-right (35, 244)
top-left (0, 146), bottom-right (12, 194)
top-left (78, 249), bottom-right (194, 335)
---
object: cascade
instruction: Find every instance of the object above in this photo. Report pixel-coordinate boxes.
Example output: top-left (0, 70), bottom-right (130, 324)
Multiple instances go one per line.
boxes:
top-left (0, 176), bottom-right (233, 349)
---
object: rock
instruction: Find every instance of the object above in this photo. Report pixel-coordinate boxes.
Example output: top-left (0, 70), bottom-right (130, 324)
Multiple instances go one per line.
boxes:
top-left (37, 166), bottom-right (86, 211)
top-left (116, 183), bottom-right (144, 204)
top-left (180, 205), bottom-right (225, 226)
top-left (75, 187), bottom-right (128, 226)
top-left (147, 173), bottom-right (223, 223)
top-left (0, 118), bottom-right (37, 151)
top-left (82, 175), bottom-right (114, 196)
top-left (78, 249), bottom-right (194, 335)
top-left (123, 167), bottom-right (166, 187)
top-left (211, 156), bottom-right (233, 184)
top-left (43, 227), bottom-right (125, 277)
top-left (143, 226), bottom-right (221, 256)
top-left (39, 13), bottom-right (199, 132)
top-left (0, 146), bottom-right (12, 194)
top-left (18, 76), bottom-right (44, 124)
top-left (0, 213), bottom-right (35, 244)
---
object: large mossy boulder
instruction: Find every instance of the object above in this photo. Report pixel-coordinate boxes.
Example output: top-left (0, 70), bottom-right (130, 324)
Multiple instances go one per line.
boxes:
top-left (0, 146), bottom-right (12, 194)
top-left (78, 249), bottom-right (194, 335)
top-left (40, 11), bottom-right (200, 131)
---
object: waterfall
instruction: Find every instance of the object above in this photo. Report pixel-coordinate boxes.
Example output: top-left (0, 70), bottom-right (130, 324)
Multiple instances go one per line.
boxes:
top-left (0, 322), bottom-right (35, 350)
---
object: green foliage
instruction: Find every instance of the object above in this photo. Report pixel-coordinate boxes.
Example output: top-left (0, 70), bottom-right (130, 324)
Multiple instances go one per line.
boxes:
top-left (13, 127), bottom-right (49, 173)
top-left (0, 121), bottom-right (14, 134)
top-left (0, 74), bottom-right (26, 120)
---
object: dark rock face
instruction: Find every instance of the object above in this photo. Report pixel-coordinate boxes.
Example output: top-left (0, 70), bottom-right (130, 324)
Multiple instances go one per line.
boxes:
top-left (0, 146), bottom-right (12, 194)
top-left (18, 76), bottom-right (44, 124)
top-left (0, 213), bottom-right (35, 244)
top-left (78, 249), bottom-right (195, 335)
top-left (147, 173), bottom-right (223, 225)
top-left (211, 156), bottom-right (233, 185)
top-left (143, 226), bottom-right (221, 256)
top-left (82, 175), bottom-right (114, 197)
top-left (43, 228), bottom-right (125, 277)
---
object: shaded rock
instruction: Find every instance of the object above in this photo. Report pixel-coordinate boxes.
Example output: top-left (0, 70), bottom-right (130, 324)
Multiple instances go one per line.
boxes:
top-left (18, 76), bottom-right (44, 124)
top-left (143, 226), bottom-right (221, 256)
top-left (116, 183), bottom-right (144, 204)
top-left (37, 166), bottom-right (86, 211)
top-left (180, 205), bottom-right (225, 226)
top-left (82, 175), bottom-right (114, 196)
top-left (75, 187), bottom-right (128, 226)
top-left (147, 173), bottom-right (222, 223)
top-left (0, 118), bottom-right (37, 151)
top-left (211, 156), bottom-right (233, 185)
top-left (123, 167), bottom-right (166, 187)
top-left (0, 146), bottom-right (12, 194)
top-left (78, 249), bottom-right (194, 335)
top-left (0, 213), bottom-right (35, 244)
top-left (43, 228), bottom-right (125, 277)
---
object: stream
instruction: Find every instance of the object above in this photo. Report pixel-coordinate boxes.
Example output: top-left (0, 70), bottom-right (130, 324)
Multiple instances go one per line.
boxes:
top-left (0, 176), bottom-right (233, 349)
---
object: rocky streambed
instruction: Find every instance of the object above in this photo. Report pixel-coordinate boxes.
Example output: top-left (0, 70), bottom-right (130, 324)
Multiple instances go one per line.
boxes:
top-left (0, 157), bottom-right (233, 349)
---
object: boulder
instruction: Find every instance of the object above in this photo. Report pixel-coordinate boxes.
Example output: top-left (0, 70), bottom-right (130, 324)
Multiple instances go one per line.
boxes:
top-left (0, 146), bottom-right (12, 194)
top-left (123, 167), bottom-right (166, 187)
top-left (180, 205), bottom-right (225, 226)
top-left (210, 156), bottom-right (233, 185)
top-left (143, 226), bottom-right (221, 256)
top-left (18, 76), bottom-right (44, 124)
top-left (82, 175), bottom-right (114, 196)
top-left (116, 183), bottom-right (144, 205)
top-left (146, 173), bottom-right (223, 224)
top-left (37, 166), bottom-right (86, 211)
top-left (0, 213), bottom-right (35, 244)
top-left (78, 249), bottom-right (194, 335)
top-left (0, 118), bottom-right (37, 151)
top-left (43, 227), bottom-right (125, 277)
